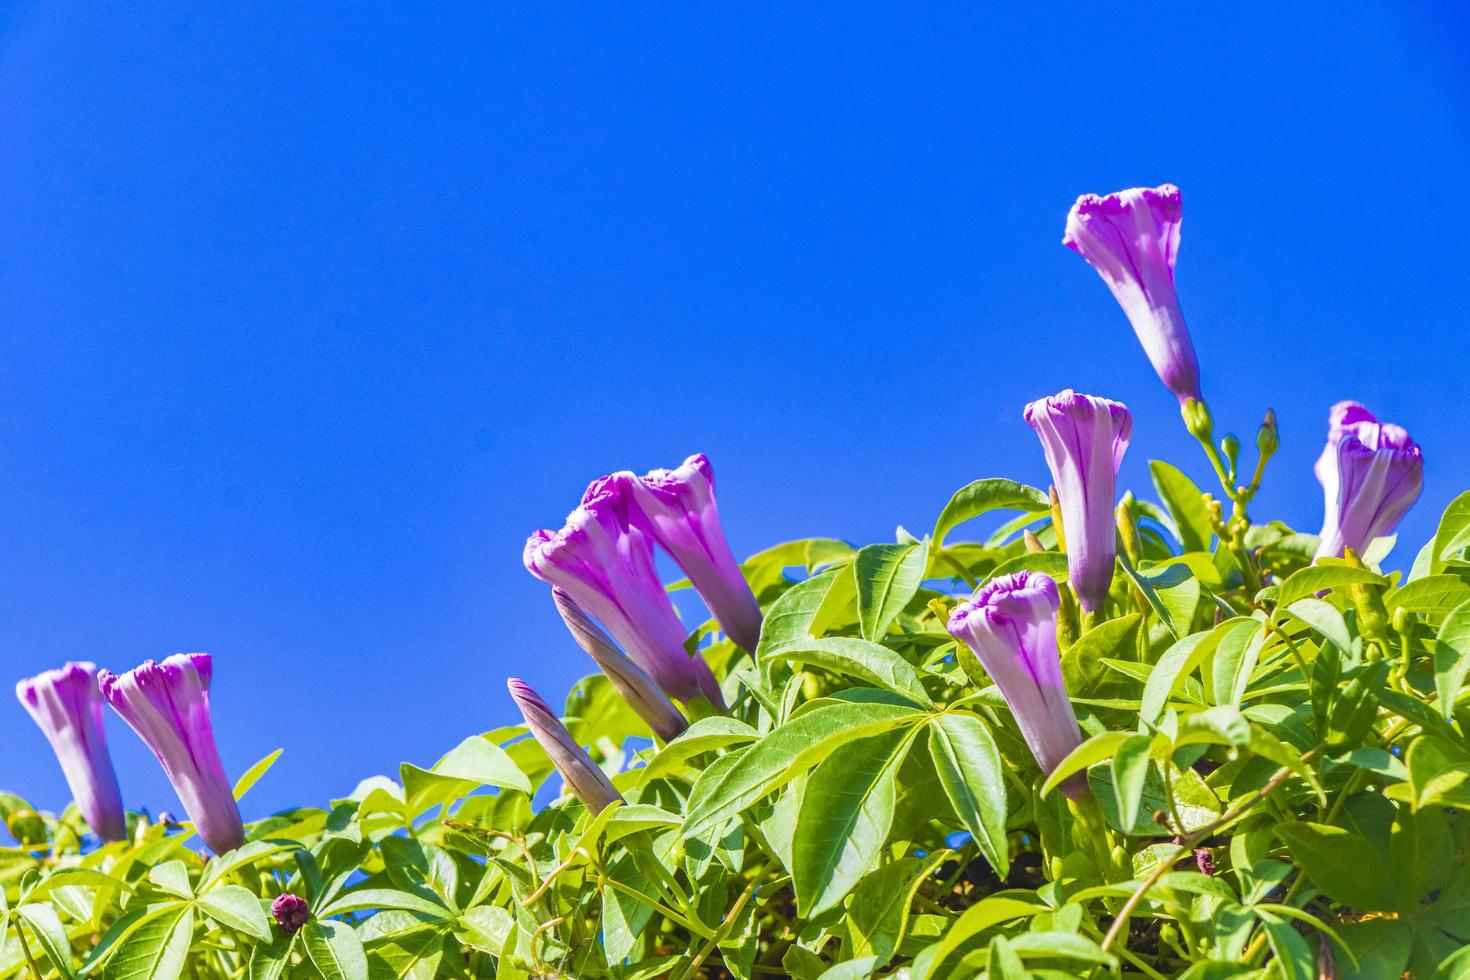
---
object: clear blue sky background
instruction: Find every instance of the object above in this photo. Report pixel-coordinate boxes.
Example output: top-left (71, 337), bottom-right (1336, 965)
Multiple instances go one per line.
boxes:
top-left (2, 2), bottom-right (1467, 820)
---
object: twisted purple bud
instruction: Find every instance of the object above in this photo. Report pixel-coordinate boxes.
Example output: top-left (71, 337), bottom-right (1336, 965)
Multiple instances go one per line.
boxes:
top-left (551, 588), bottom-right (689, 742)
top-left (98, 654), bottom-right (244, 854)
top-left (506, 678), bottom-right (622, 814)
top-left (524, 479), bottom-right (724, 708)
top-left (271, 893), bottom-right (310, 933)
top-left (947, 572), bottom-right (1085, 796)
top-left (1064, 184), bottom-right (1202, 404)
top-left (618, 454), bottom-right (763, 651)
top-left (1024, 390), bottom-right (1132, 614)
top-left (15, 662), bottom-right (127, 841)
top-left (1314, 401), bottom-right (1423, 560)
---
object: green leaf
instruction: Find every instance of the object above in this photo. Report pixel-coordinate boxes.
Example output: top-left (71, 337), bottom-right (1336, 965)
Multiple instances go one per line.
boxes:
top-left (23, 867), bottom-right (134, 902)
top-left (402, 735), bottom-right (531, 817)
top-left (681, 701), bottom-right (926, 837)
top-left (1275, 822), bottom-right (1400, 912)
top-left (845, 856), bottom-right (934, 962)
top-left (909, 896), bottom-right (1042, 980)
top-left (1256, 909), bottom-right (1315, 980)
top-left (1387, 574), bottom-right (1470, 614)
top-left (1118, 556), bottom-right (1195, 638)
top-left (1008, 931), bottom-right (1117, 967)
top-left (1149, 460), bottom-right (1213, 552)
top-left (926, 714), bottom-right (1008, 876)
top-left (1207, 618), bottom-right (1265, 709)
top-left (459, 905), bottom-right (514, 955)
top-left (17, 903), bottom-right (75, 980)
top-left (1284, 597), bottom-right (1352, 655)
top-left (1062, 613), bottom-right (1141, 695)
top-left (638, 717), bottom-right (759, 782)
top-left (199, 840), bottom-right (301, 892)
top-left (197, 885), bottom-right (272, 942)
top-left (1276, 564), bottom-right (1387, 607)
top-left (931, 478), bottom-right (1048, 550)
top-left (1336, 919), bottom-right (1412, 980)
top-left (233, 748), bottom-right (284, 801)
top-left (1434, 598), bottom-right (1470, 721)
top-left (1141, 630), bottom-right (1219, 724)
top-left (765, 637), bottom-right (934, 707)
top-left (317, 888), bottom-right (451, 920)
top-left (854, 541), bottom-right (929, 641)
top-left (1404, 737), bottom-right (1470, 810)
top-left (302, 919), bottom-right (369, 980)
top-left (381, 837), bottom-right (460, 912)
top-left (104, 903), bottom-right (194, 980)
top-left (986, 936), bottom-right (1027, 979)
top-left (1110, 733), bottom-right (1154, 832)
top-left (791, 727), bottom-right (913, 916)
top-left (1432, 490), bottom-right (1470, 573)
top-left (602, 804), bottom-right (680, 845)
top-left (147, 861), bottom-right (194, 900)
top-left (1041, 731), bottom-right (1132, 797)
top-left (755, 569), bottom-right (840, 657)
top-left (246, 935), bottom-right (294, 980)
top-left (364, 925), bottom-right (447, 980)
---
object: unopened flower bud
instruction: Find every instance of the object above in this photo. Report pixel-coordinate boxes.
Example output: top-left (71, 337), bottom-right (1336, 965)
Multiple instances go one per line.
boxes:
top-left (1181, 398), bottom-right (1213, 441)
top-left (1194, 848), bottom-right (1217, 876)
top-left (1116, 492), bottom-right (1142, 564)
top-left (1392, 607), bottom-right (1415, 640)
top-left (1023, 529), bottom-right (1045, 553)
top-left (1256, 409), bottom-right (1279, 459)
top-left (1048, 486), bottom-right (1067, 553)
top-left (271, 893), bottom-right (310, 933)
top-left (1220, 433), bottom-right (1240, 470)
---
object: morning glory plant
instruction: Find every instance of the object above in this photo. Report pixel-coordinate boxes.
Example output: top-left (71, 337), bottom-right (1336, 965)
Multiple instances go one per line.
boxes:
top-left (4, 184), bottom-right (1469, 980)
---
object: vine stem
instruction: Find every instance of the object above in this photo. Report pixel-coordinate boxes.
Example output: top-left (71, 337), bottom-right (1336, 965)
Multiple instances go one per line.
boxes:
top-left (14, 923), bottom-right (43, 980)
top-left (673, 869), bottom-right (778, 980)
top-left (1099, 747), bottom-right (1322, 955)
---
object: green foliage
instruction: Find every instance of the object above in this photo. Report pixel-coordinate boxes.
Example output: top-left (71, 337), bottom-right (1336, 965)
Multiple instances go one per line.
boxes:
top-left (6, 470), bottom-right (1470, 978)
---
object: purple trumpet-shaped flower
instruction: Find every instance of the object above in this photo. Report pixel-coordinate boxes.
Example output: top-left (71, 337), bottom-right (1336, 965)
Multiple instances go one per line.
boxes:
top-left (1064, 184), bottom-right (1202, 404)
top-left (618, 454), bottom-right (763, 651)
top-left (507, 678), bottom-right (623, 813)
top-left (15, 662), bottom-right (127, 841)
top-left (552, 587), bottom-right (689, 743)
top-left (98, 654), bottom-right (244, 854)
top-left (1313, 401), bottom-right (1423, 560)
top-left (524, 480), bottom-right (724, 708)
top-left (947, 571), bottom-right (1085, 795)
top-left (1024, 390), bottom-right (1132, 614)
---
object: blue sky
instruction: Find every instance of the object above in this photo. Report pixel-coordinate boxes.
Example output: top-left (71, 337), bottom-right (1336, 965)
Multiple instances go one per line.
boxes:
top-left (2, 2), bottom-right (1467, 819)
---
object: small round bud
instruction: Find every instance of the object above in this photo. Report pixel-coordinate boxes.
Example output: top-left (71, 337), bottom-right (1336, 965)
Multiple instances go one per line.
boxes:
top-left (271, 893), bottom-right (311, 934)
top-left (1220, 432), bottom-right (1240, 465)
top-left (1393, 607), bottom-right (1414, 636)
